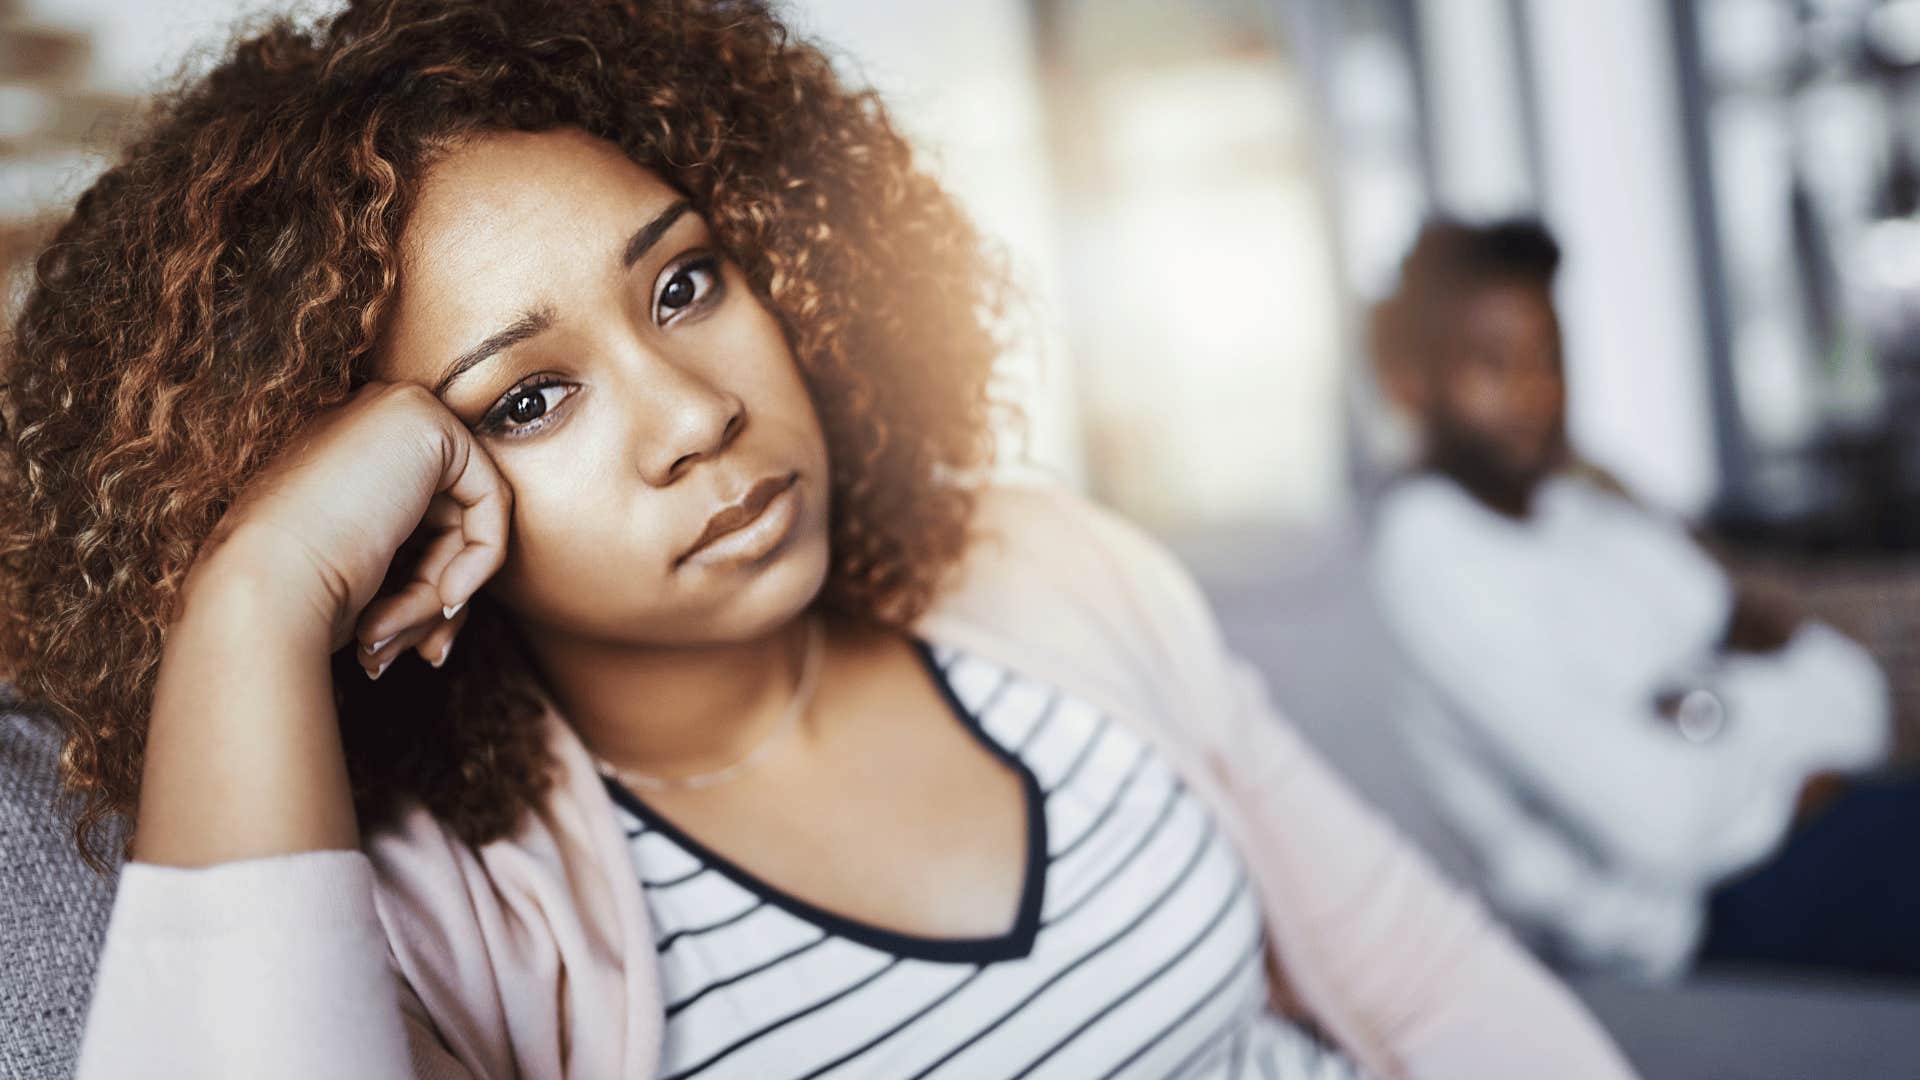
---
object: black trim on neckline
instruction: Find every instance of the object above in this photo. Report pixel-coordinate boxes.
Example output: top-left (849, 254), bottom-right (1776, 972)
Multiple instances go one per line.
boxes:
top-left (601, 635), bottom-right (1047, 964)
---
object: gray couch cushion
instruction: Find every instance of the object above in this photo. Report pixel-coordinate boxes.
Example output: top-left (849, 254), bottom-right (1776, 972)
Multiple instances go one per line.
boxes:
top-left (1574, 970), bottom-right (1920, 1079)
top-left (0, 700), bottom-right (123, 1080)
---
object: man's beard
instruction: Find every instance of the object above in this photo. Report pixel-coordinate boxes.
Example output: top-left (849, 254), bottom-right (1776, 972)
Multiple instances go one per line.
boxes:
top-left (1423, 414), bottom-right (1565, 519)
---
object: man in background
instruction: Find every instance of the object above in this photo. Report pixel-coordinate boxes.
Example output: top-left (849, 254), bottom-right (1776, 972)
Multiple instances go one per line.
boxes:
top-left (1366, 218), bottom-right (1914, 982)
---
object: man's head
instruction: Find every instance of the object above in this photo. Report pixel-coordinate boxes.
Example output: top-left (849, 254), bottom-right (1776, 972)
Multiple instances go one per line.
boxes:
top-left (1370, 219), bottom-right (1568, 516)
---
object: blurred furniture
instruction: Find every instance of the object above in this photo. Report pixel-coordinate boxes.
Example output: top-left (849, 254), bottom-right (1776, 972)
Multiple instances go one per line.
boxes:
top-left (0, 700), bottom-right (121, 1080)
top-left (1574, 968), bottom-right (1920, 1080)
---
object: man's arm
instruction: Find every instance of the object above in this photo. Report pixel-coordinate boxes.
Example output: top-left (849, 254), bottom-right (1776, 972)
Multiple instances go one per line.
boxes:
top-left (1574, 457), bottom-right (1805, 657)
top-left (1369, 483), bottom-right (1820, 890)
top-left (1710, 620), bottom-right (1892, 779)
top-left (1397, 693), bottom-right (1702, 980)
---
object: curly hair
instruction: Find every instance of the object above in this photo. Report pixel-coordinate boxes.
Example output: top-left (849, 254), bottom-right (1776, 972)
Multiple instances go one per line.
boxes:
top-left (0, 0), bottom-right (1022, 874)
top-left (1367, 216), bottom-right (1562, 382)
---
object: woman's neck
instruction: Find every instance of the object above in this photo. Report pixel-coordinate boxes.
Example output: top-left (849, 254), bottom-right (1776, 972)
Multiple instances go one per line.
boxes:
top-left (518, 610), bottom-right (823, 778)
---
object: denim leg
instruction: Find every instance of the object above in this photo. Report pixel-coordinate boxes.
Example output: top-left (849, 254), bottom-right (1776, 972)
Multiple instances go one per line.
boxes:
top-left (1699, 774), bottom-right (1920, 980)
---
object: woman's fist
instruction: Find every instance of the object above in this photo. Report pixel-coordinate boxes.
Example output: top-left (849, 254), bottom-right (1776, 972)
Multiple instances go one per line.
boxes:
top-left (186, 381), bottom-right (512, 674)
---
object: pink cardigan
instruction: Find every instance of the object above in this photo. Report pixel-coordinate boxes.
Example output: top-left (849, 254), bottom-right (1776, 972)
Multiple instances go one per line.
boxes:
top-left (75, 482), bottom-right (1635, 1079)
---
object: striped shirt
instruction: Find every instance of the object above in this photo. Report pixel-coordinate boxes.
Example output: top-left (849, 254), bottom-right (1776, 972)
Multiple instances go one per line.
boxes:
top-left (604, 639), bottom-right (1367, 1079)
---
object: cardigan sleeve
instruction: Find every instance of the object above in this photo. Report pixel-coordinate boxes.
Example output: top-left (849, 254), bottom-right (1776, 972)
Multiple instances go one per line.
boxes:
top-left (398, 960), bottom-right (483, 1080)
top-left (74, 848), bottom-right (432, 1080)
top-left (1062, 492), bottom-right (1638, 1080)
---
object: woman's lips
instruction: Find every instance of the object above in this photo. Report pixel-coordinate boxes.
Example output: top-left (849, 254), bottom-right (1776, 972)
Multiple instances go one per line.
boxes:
top-left (677, 471), bottom-right (801, 569)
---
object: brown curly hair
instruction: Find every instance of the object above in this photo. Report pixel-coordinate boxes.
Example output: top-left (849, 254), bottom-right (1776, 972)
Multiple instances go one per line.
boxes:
top-left (0, 0), bottom-right (1024, 875)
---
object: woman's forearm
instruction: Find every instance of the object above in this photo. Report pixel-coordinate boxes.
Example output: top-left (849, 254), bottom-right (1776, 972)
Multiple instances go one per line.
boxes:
top-left (82, 541), bottom-right (420, 1077)
top-left (133, 542), bottom-right (358, 867)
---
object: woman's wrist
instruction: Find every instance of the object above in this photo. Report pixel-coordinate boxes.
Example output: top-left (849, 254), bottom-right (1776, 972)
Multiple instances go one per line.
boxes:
top-left (137, 548), bottom-right (359, 867)
top-left (176, 528), bottom-right (342, 654)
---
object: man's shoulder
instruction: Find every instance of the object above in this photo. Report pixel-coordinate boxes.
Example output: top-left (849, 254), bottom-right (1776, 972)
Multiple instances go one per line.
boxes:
top-left (1370, 472), bottom-right (1497, 552)
top-left (1366, 472), bottom-right (1561, 602)
top-left (1375, 471), bottom-right (1473, 517)
top-left (1372, 468), bottom-right (1639, 545)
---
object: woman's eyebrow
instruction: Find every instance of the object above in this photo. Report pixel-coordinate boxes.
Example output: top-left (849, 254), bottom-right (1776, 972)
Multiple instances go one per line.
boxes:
top-left (434, 304), bottom-right (555, 397)
top-left (432, 198), bottom-right (695, 397)
top-left (623, 198), bottom-right (691, 269)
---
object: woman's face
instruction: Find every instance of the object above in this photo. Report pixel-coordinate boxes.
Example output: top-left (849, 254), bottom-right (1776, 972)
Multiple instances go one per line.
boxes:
top-left (372, 126), bottom-right (832, 646)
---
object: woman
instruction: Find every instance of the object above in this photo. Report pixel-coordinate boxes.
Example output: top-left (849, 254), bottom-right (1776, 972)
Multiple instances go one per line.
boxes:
top-left (0, 1), bottom-right (1632, 1076)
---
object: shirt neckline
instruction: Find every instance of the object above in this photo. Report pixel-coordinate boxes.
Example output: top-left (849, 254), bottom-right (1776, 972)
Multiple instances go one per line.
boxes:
top-left (601, 635), bottom-right (1049, 964)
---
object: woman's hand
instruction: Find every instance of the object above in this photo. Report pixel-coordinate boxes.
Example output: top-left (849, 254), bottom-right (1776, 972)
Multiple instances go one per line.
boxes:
top-left (134, 382), bottom-right (512, 866)
top-left (189, 380), bottom-right (512, 675)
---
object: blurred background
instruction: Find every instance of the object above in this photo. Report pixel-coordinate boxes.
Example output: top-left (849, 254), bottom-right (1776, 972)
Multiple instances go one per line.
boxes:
top-left (6, 1), bottom-right (1920, 1073)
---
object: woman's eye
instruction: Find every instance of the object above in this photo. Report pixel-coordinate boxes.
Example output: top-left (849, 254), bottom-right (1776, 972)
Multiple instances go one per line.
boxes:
top-left (479, 379), bottom-right (575, 438)
top-left (654, 257), bottom-right (721, 322)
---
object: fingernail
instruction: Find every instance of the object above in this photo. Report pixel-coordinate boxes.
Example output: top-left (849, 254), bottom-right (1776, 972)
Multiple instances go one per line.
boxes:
top-left (430, 640), bottom-right (451, 669)
top-left (442, 600), bottom-right (465, 621)
top-left (363, 633), bottom-right (398, 655)
top-left (368, 657), bottom-right (392, 681)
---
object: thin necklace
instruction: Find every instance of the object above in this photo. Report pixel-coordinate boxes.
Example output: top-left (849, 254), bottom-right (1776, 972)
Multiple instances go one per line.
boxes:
top-left (592, 614), bottom-right (824, 793)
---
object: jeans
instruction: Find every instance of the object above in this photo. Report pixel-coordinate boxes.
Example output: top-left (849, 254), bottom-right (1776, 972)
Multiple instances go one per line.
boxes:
top-left (1698, 774), bottom-right (1920, 981)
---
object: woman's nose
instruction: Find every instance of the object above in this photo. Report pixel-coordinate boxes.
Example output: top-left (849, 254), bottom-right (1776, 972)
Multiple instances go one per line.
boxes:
top-left (635, 361), bottom-right (745, 486)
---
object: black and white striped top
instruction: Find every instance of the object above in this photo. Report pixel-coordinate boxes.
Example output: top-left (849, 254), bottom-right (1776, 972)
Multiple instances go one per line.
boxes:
top-left (604, 639), bottom-right (1367, 1079)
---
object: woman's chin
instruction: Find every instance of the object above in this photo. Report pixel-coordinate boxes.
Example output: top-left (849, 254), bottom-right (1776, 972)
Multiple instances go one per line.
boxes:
top-left (691, 530), bottom-right (832, 642)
